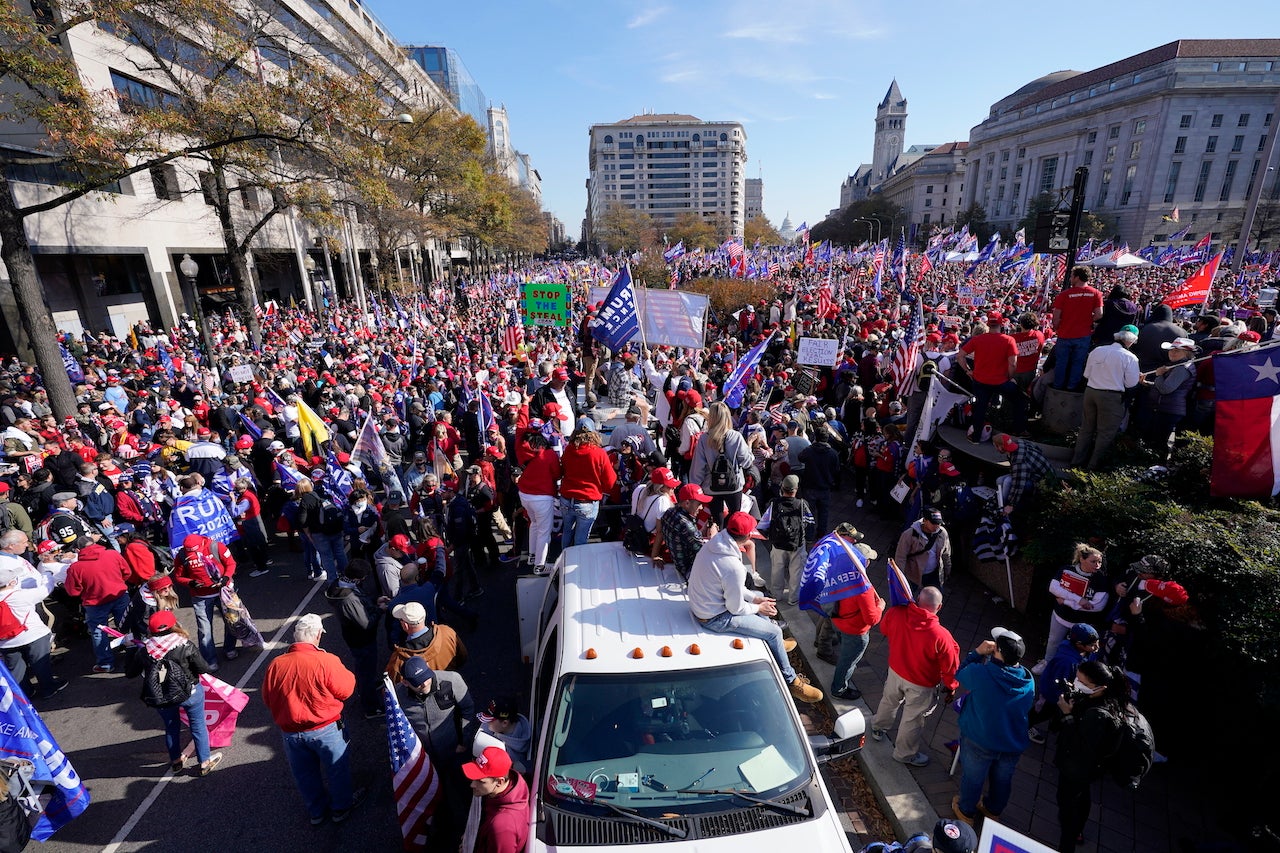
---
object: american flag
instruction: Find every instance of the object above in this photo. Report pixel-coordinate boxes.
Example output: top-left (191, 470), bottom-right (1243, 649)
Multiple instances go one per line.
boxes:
top-left (889, 298), bottom-right (925, 397)
top-left (723, 239), bottom-right (743, 261)
top-left (816, 284), bottom-right (834, 318)
top-left (890, 233), bottom-right (907, 292)
top-left (383, 676), bottom-right (441, 850)
top-left (501, 303), bottom-right (523, 354)
top-left (669, 267), bottom-right (678, 289)
top-left (766, 261), bottom-right (780, 278)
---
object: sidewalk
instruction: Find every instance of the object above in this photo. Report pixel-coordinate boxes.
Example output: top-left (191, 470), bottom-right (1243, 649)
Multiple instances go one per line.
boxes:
top-left (779, 486), bottom-right (1207, 852)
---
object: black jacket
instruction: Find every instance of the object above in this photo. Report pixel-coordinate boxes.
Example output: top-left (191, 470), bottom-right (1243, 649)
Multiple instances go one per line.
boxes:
top-left (1054, 697), bottom-right (1126, 781)
top-left (325, 579), bottom-right (379, 648)
top-left (798, 441), bottom-right (841, 493)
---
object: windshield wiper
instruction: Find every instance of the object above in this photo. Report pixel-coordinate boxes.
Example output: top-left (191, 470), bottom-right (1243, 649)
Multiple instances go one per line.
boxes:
top-left (676, 787), bottom-right (811, 817)
top-left (555, 791), bottom-right (688, 839)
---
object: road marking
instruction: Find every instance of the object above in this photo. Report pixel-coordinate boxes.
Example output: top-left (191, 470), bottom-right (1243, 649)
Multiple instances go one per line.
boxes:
top-left (102, 580), bottom-right (327, 853)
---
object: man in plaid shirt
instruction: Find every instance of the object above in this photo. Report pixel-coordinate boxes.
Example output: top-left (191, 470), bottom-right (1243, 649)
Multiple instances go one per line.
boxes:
top-left (653, 484), bottom-right (714, 581)
top-left (993, 434), bottom-right (1055, 518)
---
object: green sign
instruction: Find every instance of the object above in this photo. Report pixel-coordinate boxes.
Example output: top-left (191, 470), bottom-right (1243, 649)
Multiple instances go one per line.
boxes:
top-left (522, 281), bottom-right (571, 327)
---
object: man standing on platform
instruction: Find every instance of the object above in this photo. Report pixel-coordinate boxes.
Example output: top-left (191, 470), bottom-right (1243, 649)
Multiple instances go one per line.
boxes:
top-left (1051, 267), bottom-right (1104, 391)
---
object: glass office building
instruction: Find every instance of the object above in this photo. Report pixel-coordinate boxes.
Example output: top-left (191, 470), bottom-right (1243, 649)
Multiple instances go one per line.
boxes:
top-left (406, 46), bottom-right (487, 127)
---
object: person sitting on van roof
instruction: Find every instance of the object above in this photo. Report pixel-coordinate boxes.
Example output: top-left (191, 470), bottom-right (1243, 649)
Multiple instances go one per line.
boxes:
top-left (687, 512), bottom-right (822, 704)
top-left (652, 483), bottom-right (714, 582)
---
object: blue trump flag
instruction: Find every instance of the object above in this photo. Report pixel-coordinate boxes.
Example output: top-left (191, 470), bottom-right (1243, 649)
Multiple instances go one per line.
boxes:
top-left (796, 533), bottom-right (872, 615)
top-left (58, 344), bottom-right (84, 384)
top-left (591, 264), bottom-right (640, 351)
top-left (886, 558), bottom-right (916, 608)
top-left (156, 343), bottom-right (176, 380)
top-left (167, 488), bottom-right (239, 549)
top-left (722, 329), bottom-right (776, 410)
top-left (0, 663), bottom-right (90, 840)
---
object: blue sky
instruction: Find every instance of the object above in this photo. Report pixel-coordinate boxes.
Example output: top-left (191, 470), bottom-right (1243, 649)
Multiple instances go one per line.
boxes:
top-left (364, 0), bottom-right (1269, 241)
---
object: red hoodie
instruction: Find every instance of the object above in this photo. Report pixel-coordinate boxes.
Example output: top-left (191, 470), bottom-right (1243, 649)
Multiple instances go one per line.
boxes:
top-left (477, 771), bottom-right (530, 853)
top-left (878, 602), bottom-right (960, 690)
top-left (559, 443), bottom-right (617, 501)
top-left (173, 534), bottom-right (236, 598)
top-left (64, 544), bottom-right (130, 606)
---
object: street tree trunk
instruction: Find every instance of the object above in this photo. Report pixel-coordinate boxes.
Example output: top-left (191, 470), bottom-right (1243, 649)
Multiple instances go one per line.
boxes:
top-left (0, 176), bottom-right (78, 419)
top-left (210, 161), bottom-right (263, 347)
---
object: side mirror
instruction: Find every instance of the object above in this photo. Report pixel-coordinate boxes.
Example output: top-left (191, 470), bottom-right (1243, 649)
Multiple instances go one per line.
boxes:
top-left (810, 709), bottom-right (866, 764)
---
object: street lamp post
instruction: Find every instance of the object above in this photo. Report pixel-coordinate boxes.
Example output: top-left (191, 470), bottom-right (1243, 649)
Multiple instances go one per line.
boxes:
top-left (178, 254), bottom-right (217, 364)
top-left (303, 254), bottom-right (318, 309)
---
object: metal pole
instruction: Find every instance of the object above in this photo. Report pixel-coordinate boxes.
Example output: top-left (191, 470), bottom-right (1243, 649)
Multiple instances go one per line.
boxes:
top-left (1232, 87), bottom-right (1280, 274)
top-left (1061, 166), bottom-right (1089, 288)
top-left (273, 145), bottom-right (314, 311)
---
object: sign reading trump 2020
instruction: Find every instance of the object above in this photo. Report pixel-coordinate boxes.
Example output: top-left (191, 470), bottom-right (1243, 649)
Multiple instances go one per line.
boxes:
top-left (522, 281), bottom-right (571, 327)
top-left (168, 488), bottom-right (240, 549)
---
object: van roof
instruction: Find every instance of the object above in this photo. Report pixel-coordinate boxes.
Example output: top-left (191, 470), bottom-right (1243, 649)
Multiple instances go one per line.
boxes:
top-left (557, 542), bottom-right (773, 674)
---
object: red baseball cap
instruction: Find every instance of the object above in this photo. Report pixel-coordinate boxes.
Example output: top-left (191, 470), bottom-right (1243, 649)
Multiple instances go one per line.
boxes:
top-left (725, 511), bottom-right (764, 539)
top-left (235, 436), bottom-right (253, 450)
top-left (148, 611), bottom-right (177, 634)
top-left (552, 367), bottom-right (570, 382)
top-left (36, 540), bottom-right (60, 556)
top-left (389, 534), bottom-right (412, 553)
top-left (676, 483), bottom-right (712, 503)
top-left (650, 467), bottom-right (680, 489)
top-left (462, 746), bottom-right (513, 780)
top-left (543, 403), bottom-right (569, 422)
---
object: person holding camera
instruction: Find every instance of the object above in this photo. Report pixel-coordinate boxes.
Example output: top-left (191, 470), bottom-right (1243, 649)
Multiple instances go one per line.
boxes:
top-left (1027, 623), bottom-right (1100, 744)
top-left (1053, 660), bottom-right (1131, 853)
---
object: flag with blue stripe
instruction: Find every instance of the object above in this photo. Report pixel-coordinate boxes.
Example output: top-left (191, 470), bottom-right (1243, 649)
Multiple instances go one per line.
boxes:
top-left (156, 343), bottom-right (175, 380)
top-left (591, 264), bottom-right (640, 351)
top-left (886, 558), bottom-right (915, 608)
top-left (59, 344), bottom-right (85, 384)
top-left (238, 411), bottom-right (262, 440)
top-left (0, 665), bottom-right (90, 840)
top-left (797, 533), bottom-right (872, 615)
top-left (274, 461), bottom-right (303, 491)
top-left (722, 329), bottom-right (776, 410)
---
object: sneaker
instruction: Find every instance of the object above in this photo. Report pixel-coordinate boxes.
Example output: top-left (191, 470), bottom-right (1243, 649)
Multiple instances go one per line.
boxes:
top-left (951, 795), bottom-right (975, 826)
top-left (331, 787), bottom-right (367, 823)
top-left (869, 727), bottom-right (888, 742)
top-left (364, 707), bottom-right (385, 720)
top-left (170, 757), bottom-right (187, 773)
top-left (309, 813), bottom-right (328, 827)
top-left (896, 751), bottom-right (930, 767)
top-left (91, 665), bottom-right (114, 674)
top-left (1030, 659), bottom-right (1047, 676)
top-left (207, 664), bottom-right (219, 674)
top-left (832, 686), bottom-right (862, 701)
top-left (198, 752), bottom-right (223, 776)
top-left (787, 675), bottom-right (823, 704)
top-left (782, 638), bottom-right (798, 653)
top-left (499, 553), bottom-right (520, 564)
top-left (250, 569), bottom-right (270, 578)
top-left (816, 650), bottom-right (838, 665)
top-left (1027, 726), bottom-right (1046, 745)
top-left (532, 565), bottom-right (549, 576)
top-left (225, 650), bottom-right (240, 661)
top-left (39, 679), bottom-right (69, 699)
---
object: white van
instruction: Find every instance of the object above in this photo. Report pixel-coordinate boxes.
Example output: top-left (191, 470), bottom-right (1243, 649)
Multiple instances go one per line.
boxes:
top-left (521, 541), bottom-right (865, 851)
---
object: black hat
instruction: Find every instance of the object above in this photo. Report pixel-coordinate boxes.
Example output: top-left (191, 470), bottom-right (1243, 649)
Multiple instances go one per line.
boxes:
top-left (933, 818), bottom-right (978, 853)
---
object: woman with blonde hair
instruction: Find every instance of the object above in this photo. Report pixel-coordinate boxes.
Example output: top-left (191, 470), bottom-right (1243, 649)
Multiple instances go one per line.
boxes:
top-left (690, 401), bottom-right (755, 524)
top-left (1030, 543), bottom-right (1122, 675)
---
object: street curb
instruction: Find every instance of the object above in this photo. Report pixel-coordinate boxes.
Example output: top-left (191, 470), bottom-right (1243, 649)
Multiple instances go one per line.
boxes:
top-left (784, 599), bottom-right (940, 843)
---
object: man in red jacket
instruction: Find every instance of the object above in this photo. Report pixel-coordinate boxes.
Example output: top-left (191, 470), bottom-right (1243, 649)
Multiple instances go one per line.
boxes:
top-left (172, 533), bottom-right (237, 671)
top-left (828, 526), bottom-right (885, 702)
top-left (262, 613), bottom-right (364, 826)
top-left (869, 586), bottom-right (960, 767)
top-left (63, 535), bottom-right (131, 673)
top-left (462, 746), bottom-right (530, 853)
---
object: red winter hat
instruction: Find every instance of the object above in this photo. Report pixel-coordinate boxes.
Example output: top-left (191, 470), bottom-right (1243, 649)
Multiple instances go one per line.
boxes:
top-left (1141, 579), bottom-right (1189, 606)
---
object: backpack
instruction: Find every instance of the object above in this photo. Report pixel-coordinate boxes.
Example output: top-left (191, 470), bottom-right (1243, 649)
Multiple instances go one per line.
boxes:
top-left (623, 495), bottom-right (659, 553)
top-left (0, 594), bottom-right (27, 641)
top-left (180, 547), bottom-right (223, 584)
top-left (317, 497), bottom-right (344, 535)
top-left (681, 415), bottom-right (705, 461)
top-left (149, 543), bottom-right (175, 575)
top-left (1105, 705), bottom-right (1155, 789)
top-left (0, 505), bottom-right (11, 534)
top-left (142, 655), bottom-right (194, 708)
top-left (708, 448), bottom-right (736, 494)
top-left (769, 499), bottom-right (806, 551)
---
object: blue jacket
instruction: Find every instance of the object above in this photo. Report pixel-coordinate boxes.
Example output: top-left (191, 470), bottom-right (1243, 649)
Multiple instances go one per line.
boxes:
top-left (1037, 637), bottom-right (1099, 704)
top-left (956, 651), bottom-right (1035, 753)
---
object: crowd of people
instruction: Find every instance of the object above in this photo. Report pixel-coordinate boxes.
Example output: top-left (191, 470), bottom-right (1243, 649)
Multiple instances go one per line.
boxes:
top-left (0, 245), bottom-right (1258, 850)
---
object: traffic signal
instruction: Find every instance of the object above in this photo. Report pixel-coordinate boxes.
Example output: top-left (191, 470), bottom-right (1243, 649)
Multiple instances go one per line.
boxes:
top-left (1034, 210), bottom-right (1073, 254)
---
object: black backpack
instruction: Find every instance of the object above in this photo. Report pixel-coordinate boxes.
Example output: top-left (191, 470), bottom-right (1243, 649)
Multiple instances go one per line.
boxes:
top-left (318, 497), bottom-right (344, 535)
top-left (1105, 705), bottom-right (1155, 789)
top-left (769, 499), bottom-right (806, 551)
top-left (142, 655), bottom-right (194, 708)
top-left (708, 450), bottom-right (735, 494)
top-left (148, 543), bottom-right (175, 575)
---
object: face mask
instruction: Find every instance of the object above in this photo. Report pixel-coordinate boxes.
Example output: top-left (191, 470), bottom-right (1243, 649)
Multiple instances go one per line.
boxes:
top-left (1071, 678), bottom-right (1098, 695)
top-left (352, 502), bottom-right (368, 514)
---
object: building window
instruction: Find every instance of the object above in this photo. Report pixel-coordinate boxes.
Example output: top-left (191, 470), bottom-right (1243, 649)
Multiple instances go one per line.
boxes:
top-left (926, 185), bottom-right (933, 194)
top-left (1129, 140), bottom-right (1142, 159)
top-left (198, 172), bottom-right (217, 206)
top-left (1015, 164), bottom-right (1024, 178)
top-left (924, 198), bottom-right (932, 207)
top-left (923, 213), bottom-right (931, 225)
top-left (1098, 169), bottom-right (1111, 206)
top-left (1001, 150), bottom-right (1010, 161)
top-left (1179, 114), bottom-right (1193, 128)
top-left (150, 165), bottom-right (180, 200)
top-left (1220, 160), bottom-right (1238, 201)
top-left (1246, 159), bottom-right (1261, 197)
top-left (1164, 162), bottom-right (1181, 203)
top-left (1108, 125), bottom-right (1120, 140)
top-left (1174, 137), bottom-right (1187, 154)
top-left (1000, 167), bottom-right (1007, 180)
top-left (1120, 165), bottom-right (1137, 205)
top-left (1232, 135), bottom-right (1245, 152)
top-left (110, 69), bottom-right (178, 113)
top-left (1261, 135), bottom-right (1269, 152)
top-left (1211, 114), bottom-right (1223, 128)
top-left (1087, 130), bottom-right (1097, 144)
top-left (1239, 114), bottom-right (1251, 127)
top-left (1194, 161), bottom-right (1212, 202)
top-left (1084, 149), bottom-right (1094, 165)
top-left (1212, 62), bottom-right (1221, 72)
top-left (1017, 147), bottom-right (1026, 158)
top-left (1012, 182), bottom-right (1021, 198)
top-left (1039, 156), bottom-right (1059, 195)
top-left (1133, 119), bottom-right (1146, 135)
top-left (239, 185), bottom-right (259, 210)
top-left (997, 186), bottom-right (1005, 200)
top-left (1267, 113), bottom-right (1274, 128)
top-left (1106, 146), bottom-right (1116, 163)
top-left (1206, 136), bottom-right (1218, 153)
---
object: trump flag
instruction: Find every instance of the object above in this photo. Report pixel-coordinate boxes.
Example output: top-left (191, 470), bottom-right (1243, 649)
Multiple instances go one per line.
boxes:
top-left (1162, 252), bottom-right (1223, 309)
top-left (1212, 344), bottom-right (1280, 497)
top-left (797, 533), bottom-right (872, 614)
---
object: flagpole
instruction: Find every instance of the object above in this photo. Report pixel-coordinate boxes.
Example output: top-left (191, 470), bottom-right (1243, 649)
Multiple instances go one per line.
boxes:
top-left (1137, 335), bottom-right (1280, 378)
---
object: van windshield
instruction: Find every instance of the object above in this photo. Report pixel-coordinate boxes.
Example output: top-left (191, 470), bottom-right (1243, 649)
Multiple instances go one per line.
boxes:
top-left (543, 662), bottom-right (812, 812)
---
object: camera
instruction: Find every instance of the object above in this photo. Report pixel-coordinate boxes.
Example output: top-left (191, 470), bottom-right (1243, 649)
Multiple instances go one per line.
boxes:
top-left (1055, 678), bottom-right (1083, 701)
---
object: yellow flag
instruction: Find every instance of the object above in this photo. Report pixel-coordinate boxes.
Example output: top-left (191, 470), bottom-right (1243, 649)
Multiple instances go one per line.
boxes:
top-left (295, 400), bottom-right (330, 460)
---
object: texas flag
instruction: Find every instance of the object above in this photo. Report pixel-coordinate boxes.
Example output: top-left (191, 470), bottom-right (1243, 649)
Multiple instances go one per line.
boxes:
top-left (1212, 345), bottom-right (1280, 497)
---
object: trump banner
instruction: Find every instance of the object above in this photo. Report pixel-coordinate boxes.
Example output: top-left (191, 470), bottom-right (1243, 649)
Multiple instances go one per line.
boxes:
top-left (182, 674), bottom-right (250, 749)
top-left (167, 488), bottom-right (239, 549)
top-left (0, 663), bottom-right (90, 841)
top-left (797, 533), bottom-right (872, 614)
top-left (977, 817), bottom-right (1058, 853)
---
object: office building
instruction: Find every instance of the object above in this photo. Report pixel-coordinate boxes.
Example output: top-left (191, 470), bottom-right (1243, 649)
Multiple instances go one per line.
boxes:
top-left (745, 177), bottom-right (764, 221)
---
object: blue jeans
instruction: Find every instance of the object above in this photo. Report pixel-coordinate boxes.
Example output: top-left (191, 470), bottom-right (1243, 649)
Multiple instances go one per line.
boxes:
top-left (701, 610), bottom-right (796, 682)
top-left (832, 629), bottom-right (870, 692)
top-left (957, 736), bottom-right (1022, 817)
top-left (191, 594), bottom-right (236, 667)
top-left (157, 682), bottom-right (210, 764)
top-left (310, 532), bottom-right (348, 582)
top-left (1053, 336), bottom-right (1091, 390)
top-left (560, 498), bottom-right (599, 548)
top-left (84, 594), bottom-right (130, 667)
top-left (970, 379), bottom-right (1023, 439)
top-left (281, 721), bottom-right (353, 819)
top-left (3, 633), bottom-right (56, 696)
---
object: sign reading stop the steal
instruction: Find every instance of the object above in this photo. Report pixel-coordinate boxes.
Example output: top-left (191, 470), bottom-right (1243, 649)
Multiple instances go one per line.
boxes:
top-left (523, 281), bottom-right (571, 327)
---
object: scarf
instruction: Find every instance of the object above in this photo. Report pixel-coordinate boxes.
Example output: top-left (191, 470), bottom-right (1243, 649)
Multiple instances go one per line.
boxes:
top-left (144, 633), bottom-right (187, 661)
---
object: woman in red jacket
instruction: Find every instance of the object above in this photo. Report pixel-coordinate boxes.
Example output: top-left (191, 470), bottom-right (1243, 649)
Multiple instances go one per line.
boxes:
top-left (829, 535), bottom-right (885, 701)
top-left (515, 431), bottom-right (561, 576)
top-left (559, 426), bottom-right (617, 550)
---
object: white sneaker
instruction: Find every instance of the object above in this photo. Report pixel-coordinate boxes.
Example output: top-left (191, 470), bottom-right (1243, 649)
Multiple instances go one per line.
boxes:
top-left (1031, 659), bottom-right (1047, 676)
top-left (532, 565), bottom-right (549, 576)
top-left (856, 499), bottom-right (864, 508)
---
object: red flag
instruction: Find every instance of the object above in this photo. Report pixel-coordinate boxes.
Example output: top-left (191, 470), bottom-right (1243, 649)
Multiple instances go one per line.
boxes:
top-left (1163, 253), bottom-right (1223, 309)
top-left (916, 253), bottom-right (933, 282)
top-left (1211, 345), bottom-right (1280, 497)
top-left (1192, 232), bottom-right (1212, 251)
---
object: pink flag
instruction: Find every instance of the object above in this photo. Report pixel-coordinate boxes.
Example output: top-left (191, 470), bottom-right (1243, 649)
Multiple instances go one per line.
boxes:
top-left (182, 674), bottom-right (250, 748)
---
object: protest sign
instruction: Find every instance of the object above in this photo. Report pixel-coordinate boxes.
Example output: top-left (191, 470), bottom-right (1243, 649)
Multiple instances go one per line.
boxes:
top-left (227, 364), bottom-right (254, 383)
top-left (522, 282), bottom-right (571, 327)
top-left (797, 337), bottom-right (839, 367)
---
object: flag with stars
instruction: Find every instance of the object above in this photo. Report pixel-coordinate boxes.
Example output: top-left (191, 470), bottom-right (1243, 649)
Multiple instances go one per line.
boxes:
top-left (1212, 345), bottom-right (1280, 498)
top-left (383, 676), bottom-right (441, 850)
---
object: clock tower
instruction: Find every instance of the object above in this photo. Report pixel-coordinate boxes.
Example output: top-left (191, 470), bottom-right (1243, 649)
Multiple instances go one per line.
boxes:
top-left (872, 79), bottom-right (907, 185)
